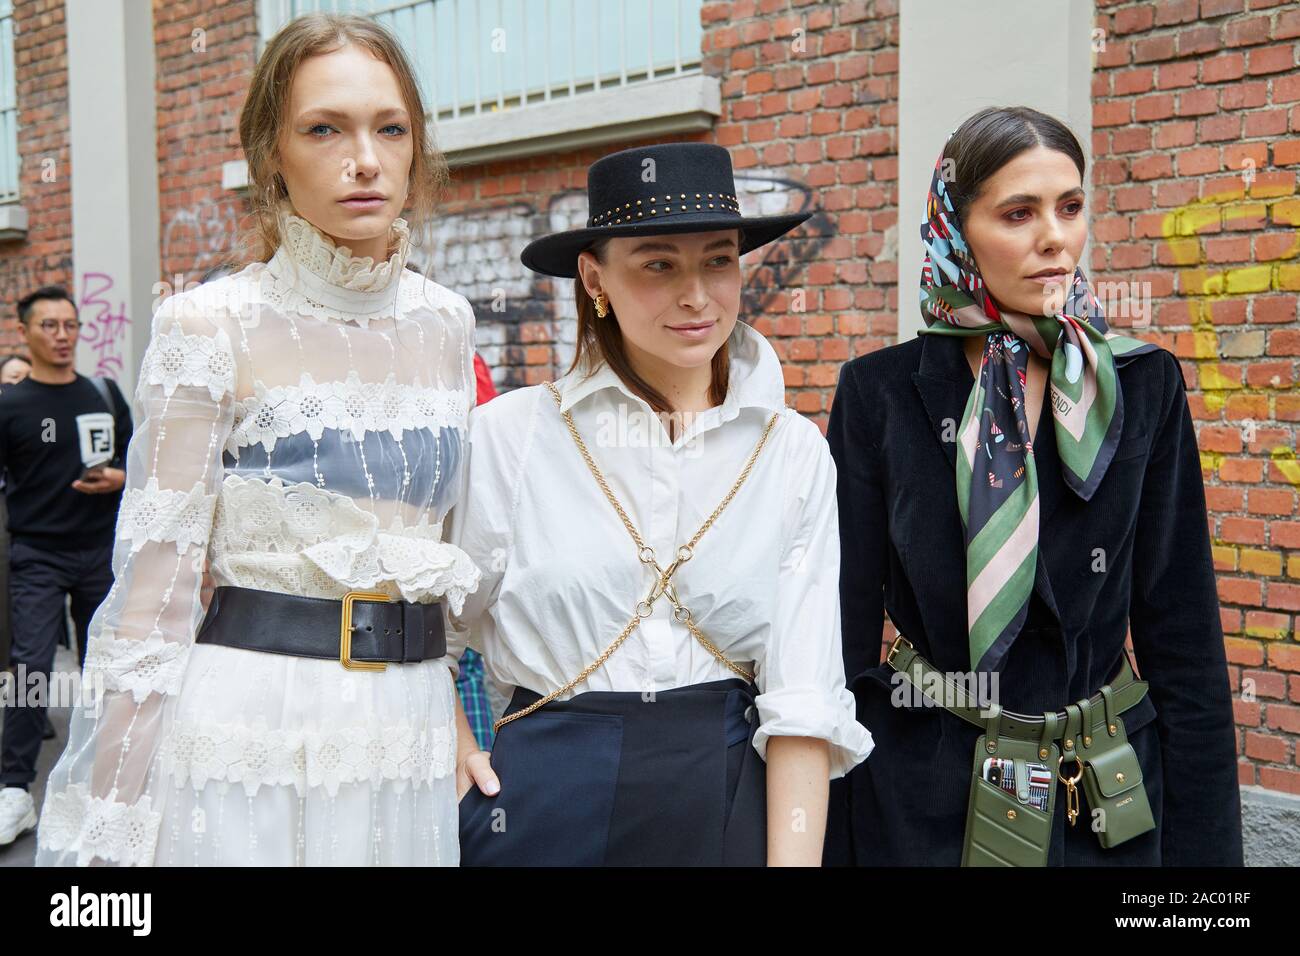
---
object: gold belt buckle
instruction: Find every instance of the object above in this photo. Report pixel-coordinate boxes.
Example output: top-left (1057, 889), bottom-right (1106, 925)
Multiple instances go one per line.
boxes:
top-left (340, 589), bottom-right (395, 672)
top-left (886, 634), bottom-right (913, 667)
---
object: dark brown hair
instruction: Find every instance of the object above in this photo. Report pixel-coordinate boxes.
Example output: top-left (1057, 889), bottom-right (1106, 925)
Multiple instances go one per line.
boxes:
top-left (570, 233), bottom-right (744, 415)
top-left (943, 106), bottom-right (1086, 224)
top-left (238, 13), bottom-right (449, 263)
top-left (17, 285), bottom-right (77, 325)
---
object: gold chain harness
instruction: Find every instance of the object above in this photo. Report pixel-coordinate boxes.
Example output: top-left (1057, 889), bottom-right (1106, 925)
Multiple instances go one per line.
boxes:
top-left (491, 382), bottom-right (781, 732)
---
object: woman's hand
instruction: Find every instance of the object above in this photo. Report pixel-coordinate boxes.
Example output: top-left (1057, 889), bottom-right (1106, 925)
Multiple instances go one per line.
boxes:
top-left (451, 688), bottom-right (500, 800)
top-left (456, 749), bottom-right (499, 801)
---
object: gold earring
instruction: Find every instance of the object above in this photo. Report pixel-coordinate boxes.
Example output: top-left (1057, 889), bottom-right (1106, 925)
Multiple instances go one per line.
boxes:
top-left (594, 292), bottom-right (609, 318)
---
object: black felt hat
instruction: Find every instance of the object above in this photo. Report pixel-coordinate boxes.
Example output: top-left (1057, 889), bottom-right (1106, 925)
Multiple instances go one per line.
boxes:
top-left (520, 142), bottom-right (814, 278)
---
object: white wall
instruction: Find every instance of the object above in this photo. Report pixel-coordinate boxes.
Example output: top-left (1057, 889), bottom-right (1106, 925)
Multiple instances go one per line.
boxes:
top-left (897, 0), bottom-right (1095, 341)
top-left (67, 0), bottom-right (160, 396)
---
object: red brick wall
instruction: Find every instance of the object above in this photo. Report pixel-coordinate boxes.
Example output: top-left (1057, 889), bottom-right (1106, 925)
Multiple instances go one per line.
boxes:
top-left (1091, 0), bottom-right (1300, 794)
top-left (153, 0), bottom-right (257, 284)
top-left (0, 0), bottom-right (72, 354)
top-left (0, 0), bottom-right (258, 353)
top-left (438, 140), bottom-right (672, 392)
top-left (439, 0), bottom-right (899, 411)
top-left (704, 0), bottom-right (899, 422)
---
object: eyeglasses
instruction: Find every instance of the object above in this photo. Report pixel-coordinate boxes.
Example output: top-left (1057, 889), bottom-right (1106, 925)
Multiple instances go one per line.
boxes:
top-left (36, 320), bottom-right (82, 335)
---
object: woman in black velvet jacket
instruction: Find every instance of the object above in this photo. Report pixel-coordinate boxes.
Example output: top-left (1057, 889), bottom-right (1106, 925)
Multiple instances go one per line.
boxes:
top-left (824, 107), bottom-right (1242, 866)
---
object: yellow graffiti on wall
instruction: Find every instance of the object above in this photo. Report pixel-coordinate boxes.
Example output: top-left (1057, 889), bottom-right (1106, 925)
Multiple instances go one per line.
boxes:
top-left (1158, 181), bottom-right (1298, 640)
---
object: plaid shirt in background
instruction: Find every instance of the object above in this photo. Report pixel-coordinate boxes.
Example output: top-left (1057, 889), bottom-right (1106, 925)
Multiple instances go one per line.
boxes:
top-left (457, 647), bottom-right (495, 750)
top-left (455, 353), bottom-right (498, 751)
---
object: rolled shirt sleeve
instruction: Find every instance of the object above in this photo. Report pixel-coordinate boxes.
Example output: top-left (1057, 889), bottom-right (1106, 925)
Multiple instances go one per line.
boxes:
top-left (751, 415), bottom-right (874, 779)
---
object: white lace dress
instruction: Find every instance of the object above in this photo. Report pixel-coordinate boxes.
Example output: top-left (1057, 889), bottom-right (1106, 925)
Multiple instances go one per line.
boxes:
top-left (35, 208), bottom-right (480, 866)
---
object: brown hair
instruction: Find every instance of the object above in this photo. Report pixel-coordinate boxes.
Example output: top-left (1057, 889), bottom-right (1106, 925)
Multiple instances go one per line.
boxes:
top-left (238, 13), bottom-right (449, 263)
top-left (943, 106), bottom-right (1085, 225)
top-left (570, 235), bottom-right (741, 415)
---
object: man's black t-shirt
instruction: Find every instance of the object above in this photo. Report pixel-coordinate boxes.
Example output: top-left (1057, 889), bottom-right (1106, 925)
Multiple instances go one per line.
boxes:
top-left (0, 374), bottom-right (133, 551)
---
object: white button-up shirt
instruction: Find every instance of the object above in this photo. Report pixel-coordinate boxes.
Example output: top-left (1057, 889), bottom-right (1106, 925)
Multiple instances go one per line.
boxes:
top-left (449, 321), bottom-right (873, 778)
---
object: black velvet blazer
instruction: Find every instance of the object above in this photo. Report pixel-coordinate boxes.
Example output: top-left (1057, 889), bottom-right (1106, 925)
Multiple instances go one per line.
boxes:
top-left (823, 332), bottom-right (1243, 866)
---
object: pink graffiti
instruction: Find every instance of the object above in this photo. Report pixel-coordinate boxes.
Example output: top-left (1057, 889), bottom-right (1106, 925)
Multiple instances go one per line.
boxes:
top-left (78, 272), bottom-right (131, 378)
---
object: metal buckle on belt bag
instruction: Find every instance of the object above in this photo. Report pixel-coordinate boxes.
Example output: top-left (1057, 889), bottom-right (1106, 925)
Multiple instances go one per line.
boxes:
top-left (886, 634), bottom-right (912, 667)
top-left (339, 589), bottom-right (396, 672)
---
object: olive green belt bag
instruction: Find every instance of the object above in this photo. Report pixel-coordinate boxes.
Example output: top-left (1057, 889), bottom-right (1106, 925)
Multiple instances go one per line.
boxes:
top-left (885, 636), bottom-right (1156, 866)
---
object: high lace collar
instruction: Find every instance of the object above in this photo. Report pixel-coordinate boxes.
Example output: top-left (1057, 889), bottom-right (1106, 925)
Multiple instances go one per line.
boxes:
top-left (263, 203), bottom-right (413, 325)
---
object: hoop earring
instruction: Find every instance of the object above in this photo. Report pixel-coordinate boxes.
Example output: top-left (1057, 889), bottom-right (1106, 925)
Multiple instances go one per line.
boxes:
top-left (594, 292), bottom-right (609, 318)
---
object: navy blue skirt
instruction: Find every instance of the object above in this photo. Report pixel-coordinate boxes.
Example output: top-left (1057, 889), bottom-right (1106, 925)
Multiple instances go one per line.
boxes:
top-left (458, 677), bottom-right (767, 866)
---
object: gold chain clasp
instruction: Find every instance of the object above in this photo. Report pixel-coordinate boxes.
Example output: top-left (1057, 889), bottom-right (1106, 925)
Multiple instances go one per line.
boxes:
top-left (1058, 753), bottom-right (1084, 826)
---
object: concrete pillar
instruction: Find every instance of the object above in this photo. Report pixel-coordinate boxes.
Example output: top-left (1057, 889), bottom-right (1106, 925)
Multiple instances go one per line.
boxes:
top-left (66, 0), bottom-right (160, 396)
top-left (897, 0), bottom-right (1095, 341)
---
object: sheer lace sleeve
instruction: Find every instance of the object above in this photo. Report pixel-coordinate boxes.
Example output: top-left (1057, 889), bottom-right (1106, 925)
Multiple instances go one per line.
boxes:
top-left (36, 288), bottom-right (237, 867)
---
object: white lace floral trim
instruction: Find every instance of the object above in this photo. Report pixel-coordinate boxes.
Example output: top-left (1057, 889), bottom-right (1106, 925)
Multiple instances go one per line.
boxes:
top-left (301, 515), bottom-right (482, 615)
top-left (38, 784), bottom-right (162, 867)
top-left (212, 474), bottom-right (367, 550)
top-left (141, 319), bottom-right (236, 402)
top-left (159, 717), bottom-right (456, 798)
top-left (210, 474), bottom-right (481, 613)
top-left (227, 370), bottom-right (468, 456)
top-left (83, 629), bottom-right (190, 704)
top-left (116, 477), bottom-right (217, 554)
top-left (280, 209), bottom-right (411, 292)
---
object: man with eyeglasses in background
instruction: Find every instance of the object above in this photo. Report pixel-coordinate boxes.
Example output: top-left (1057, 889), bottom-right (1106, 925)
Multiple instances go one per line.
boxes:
top-left (0, 286), bottom-right (132, 848)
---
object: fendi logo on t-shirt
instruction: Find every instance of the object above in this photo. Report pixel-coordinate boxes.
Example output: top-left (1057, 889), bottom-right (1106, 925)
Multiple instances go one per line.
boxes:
top-left (75, 411), bottom-right (115, 467)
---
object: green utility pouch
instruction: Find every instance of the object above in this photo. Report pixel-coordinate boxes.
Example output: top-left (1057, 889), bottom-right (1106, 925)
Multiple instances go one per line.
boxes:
top-left (960, 707), bottom-right (1060, 867)
top-left (1073, 698), bottom-right (1155, 849)
top-left (887, 636), bottom-right (1156, 866)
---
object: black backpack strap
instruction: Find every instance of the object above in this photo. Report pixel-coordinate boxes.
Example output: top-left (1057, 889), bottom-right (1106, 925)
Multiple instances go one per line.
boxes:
top-left (88, 375), bottom-right (116, 416)
top-left (87, 376), bottom-right (127, 468)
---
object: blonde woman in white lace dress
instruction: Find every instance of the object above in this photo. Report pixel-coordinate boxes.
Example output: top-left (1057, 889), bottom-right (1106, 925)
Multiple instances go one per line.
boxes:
top-left (36, 14), bottom-right (488, 866)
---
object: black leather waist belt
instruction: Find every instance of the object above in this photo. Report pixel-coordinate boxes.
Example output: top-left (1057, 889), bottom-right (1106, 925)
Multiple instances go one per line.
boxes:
top-left (195, 585), bottom-right (447, 672)
top-left (885, 635), bottom-right (1148, 751)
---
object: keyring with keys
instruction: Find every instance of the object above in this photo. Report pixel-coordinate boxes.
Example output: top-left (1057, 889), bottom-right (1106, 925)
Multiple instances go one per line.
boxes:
top-left (1058, 753), bottom-right (1084, 827)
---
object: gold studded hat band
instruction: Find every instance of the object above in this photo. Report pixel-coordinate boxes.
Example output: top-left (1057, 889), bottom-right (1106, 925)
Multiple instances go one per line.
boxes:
top-left (589, 191), bottom-right (741, 227)
top-left (520, 142), bottom-right (815, 279)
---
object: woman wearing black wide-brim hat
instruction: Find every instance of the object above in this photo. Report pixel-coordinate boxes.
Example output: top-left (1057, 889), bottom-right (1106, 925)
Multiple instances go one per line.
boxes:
top-left (449, 142), bottom-right (874, 866)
